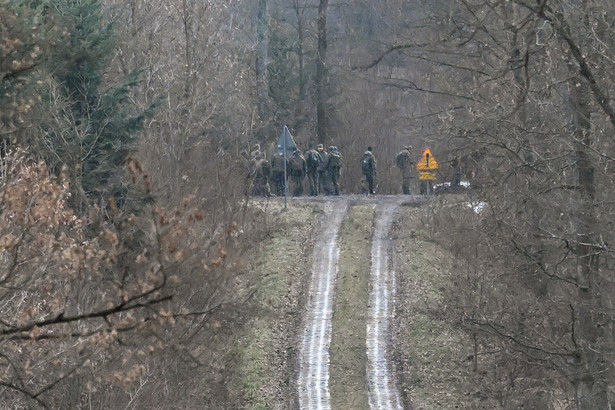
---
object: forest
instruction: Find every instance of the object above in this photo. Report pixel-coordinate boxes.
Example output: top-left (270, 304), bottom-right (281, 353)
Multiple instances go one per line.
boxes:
top-left (2, 0), bottom-right (615, 408)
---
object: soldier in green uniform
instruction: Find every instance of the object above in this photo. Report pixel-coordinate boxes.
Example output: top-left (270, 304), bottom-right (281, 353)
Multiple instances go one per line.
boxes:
top-left (288, 149), bottom-right (307, 197)
top-left (317, 144), bottom-right (329, 195)
top-left (270, 152), bottom-right (287, 196)
top-left (361, 146), bottom-right (377, 195)
top-left (327, 146), bottom-right (342, 196)
top-left (305, 144), bottom-right (322, 196)
top-left (395, 146), bottom-right (414, 195)
top-left (251, 152), bottom-right (272, 197)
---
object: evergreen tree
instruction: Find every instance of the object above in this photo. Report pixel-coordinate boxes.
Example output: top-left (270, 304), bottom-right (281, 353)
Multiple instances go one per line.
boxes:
top-left (0, 0), bottom-right (60, 145)
top-left (3, 0), bottom-right (157, 212)
top-left (49, 0), bottom-right (157, 210)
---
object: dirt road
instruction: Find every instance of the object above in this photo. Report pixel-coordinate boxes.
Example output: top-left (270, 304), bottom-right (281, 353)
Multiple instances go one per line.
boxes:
top-left (297, 196), bottom-right (415, 409)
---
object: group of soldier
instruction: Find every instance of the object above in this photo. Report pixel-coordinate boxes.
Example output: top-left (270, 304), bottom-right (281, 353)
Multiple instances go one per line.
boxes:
top-left (245, 143), bottom-right (427, 197)
top-left (357, 145), bottom-right (416, 195)
top-left (284, 143), bottom-right (343, 197)
top-left (245, 143), bottom-right (343, 197)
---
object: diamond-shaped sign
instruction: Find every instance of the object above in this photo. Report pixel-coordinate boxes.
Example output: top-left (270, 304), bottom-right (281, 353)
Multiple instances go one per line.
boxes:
top-left (416, 147), bottom-right (438, 171)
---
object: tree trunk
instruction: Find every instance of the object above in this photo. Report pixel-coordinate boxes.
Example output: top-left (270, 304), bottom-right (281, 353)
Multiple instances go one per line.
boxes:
top-left (316, 0), bottom-right (328, 144)
top-left (293, 0), bottom-right (306, 103)
top-left (256, 0), bottom-right (269, 121)
top-left (181, 0), bottom-right (194, 99)
top-left (569, 77), bottom-right (608, 410)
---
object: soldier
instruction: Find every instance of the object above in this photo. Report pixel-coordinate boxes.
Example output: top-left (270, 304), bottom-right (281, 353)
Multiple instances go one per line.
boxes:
top-left (316, 144), bottom-right (329, 195)
top-left (395, 145), bottom-right (414, 195)
top-left (239, 149), bottom-right (252, 196)
top-left (361, 146), bottom-right (377, 195)
top-left (288, 149), bottom-right (307, 196)
top-left (327, 146), bottom-right (342, 196)
top-left (270, 152), bottom-right (287, 196)
top-left (450, 155), bottom-right (462, 188)
top-left (251, 152), bottom-right (272, 197)
top-left (305, 144), bottom-right (321, 196)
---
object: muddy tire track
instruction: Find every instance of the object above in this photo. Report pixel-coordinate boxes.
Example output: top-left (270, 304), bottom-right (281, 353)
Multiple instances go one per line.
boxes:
top-left (297, 199), bottom-right (349, 409)
top-left (297, 196), bottom-right (412, 409)
top-left (367, 202), bottom-right (403, 409)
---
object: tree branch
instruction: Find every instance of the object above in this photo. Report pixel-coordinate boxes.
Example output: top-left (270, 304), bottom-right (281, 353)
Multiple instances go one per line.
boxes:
top-left (351, 44), bottom-right (413, 70)
top-left (466, 318), bottom-right (574, 358)
top-left (537, 5), bottom-right (615, 131)
top-left (0, 295), bottom-right (172, 337)
top-left (0, 382), bottom-right (49, 409)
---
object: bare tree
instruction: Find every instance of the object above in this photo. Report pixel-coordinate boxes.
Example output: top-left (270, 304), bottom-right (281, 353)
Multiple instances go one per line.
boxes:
top-left (333, 0), bottom-right (615, 405)
top-left (315, 0), bottom-right (329, 144)
top-left (409, 0), bottom-right (615, 407)
top-left (256, 0), bottom-right (270, 122)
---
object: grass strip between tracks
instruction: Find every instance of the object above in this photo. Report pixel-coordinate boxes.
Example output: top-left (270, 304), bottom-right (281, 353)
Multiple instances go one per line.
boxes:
top-left (329, 204), bottom-right (374, 409)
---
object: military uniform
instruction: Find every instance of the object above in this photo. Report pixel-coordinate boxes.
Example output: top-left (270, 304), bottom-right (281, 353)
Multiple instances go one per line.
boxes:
top-left (327, 146), bottom-right (342, 196)
top-left (361, 148), bottom-right (377, 195)
top-left (316, 144), bottom-right (330, 195)
top-left (288, 150), bottom-right (307, 197)
top-left (271, 153), bottom-right (287, 196)
top-left (251, 153), bottom-right (272, 197)
top-left (305, 146), bottom-right (321, 196)
top-left (239, 149), bottom-right (252, 196)
top-left (450, 156), bottom-right (462, 187)
top-left (396, 146), bottom-right (414, 195)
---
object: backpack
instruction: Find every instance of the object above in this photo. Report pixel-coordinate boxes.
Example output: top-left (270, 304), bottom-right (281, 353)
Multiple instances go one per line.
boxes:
top-left (317, 152), bottom-right (328, 172)
top-left (289, 155), bottom-right (303, 172)
top-left (260, 159), bottom-right (272, 178)
top-left (396, 151), bottom-right (409, 169)
top-left (271, 154), bottom-right (285, 172)
top-left (361, 156), bottom-right (373, 174)
top-left (328, 151), bottom-right (341, 168)
top-left (306, 150), bottom-right (320, 170)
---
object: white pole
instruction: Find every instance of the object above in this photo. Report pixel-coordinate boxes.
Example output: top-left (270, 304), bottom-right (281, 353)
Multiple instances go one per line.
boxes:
top-left (283, 126), bottom-right (288, 208)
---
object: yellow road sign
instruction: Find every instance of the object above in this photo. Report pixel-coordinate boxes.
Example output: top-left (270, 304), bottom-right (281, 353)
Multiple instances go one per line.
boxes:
top-left (419, 172), bottom-right (437, 180)
top-left (416, 147), bottom-right (438, 171)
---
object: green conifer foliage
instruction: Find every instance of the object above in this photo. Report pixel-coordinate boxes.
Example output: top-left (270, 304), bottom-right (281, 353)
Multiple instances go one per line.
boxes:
top-left (2, 0), bottom-right (157, 211)
top-left (50, 0), bottom-right (157, 209)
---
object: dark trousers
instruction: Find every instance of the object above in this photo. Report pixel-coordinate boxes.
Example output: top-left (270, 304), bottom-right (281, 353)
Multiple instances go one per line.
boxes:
top-left (318, 170), bottom-right (329, 195)
top-left (307, 168), bottom-right (319, 196)
top-left (271, 171), bottom-right (286, 196)
top-left (402, 177), bottom-right (412, 195)
top-left (363, 173), bottom-right (375, 195)
top-left (291, 174), bottom-right (305, 196)
top-left (329, 167), bottom-right (340, 195)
